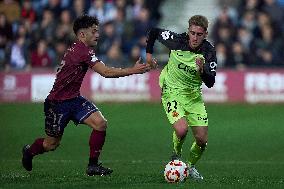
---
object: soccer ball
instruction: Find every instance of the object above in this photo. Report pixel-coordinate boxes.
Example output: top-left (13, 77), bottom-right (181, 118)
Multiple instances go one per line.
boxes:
top-left (164, 160), bottom-right (189, 183)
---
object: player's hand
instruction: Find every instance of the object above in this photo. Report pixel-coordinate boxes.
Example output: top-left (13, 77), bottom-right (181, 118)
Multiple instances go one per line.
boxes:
top-left (131, 57), bottom-right (151, 74)
top-left (146, 53), bottom-right (158, 69)
top-left (195, 57), bottom-right (204, 74)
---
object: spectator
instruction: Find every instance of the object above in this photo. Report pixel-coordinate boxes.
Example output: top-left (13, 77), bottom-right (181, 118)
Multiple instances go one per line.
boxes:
top-left (236, 27), bottom-right (253, 51)
top-left (0, 0), bottom-right (20, 23)
top-left (54, 9), bottom-right (74, 45)
top-left (239, 10), bottom-right (257, 32)
top-left (6, 36), bottom-right (29, 72)
top-left (0, 12), bottom-right (13, 69)
top-left (44, 0), bottom-right (62, 18)
top-left (0, 0), bottom-right (168, 72)
top-left (130, 0), bottom-right (144, 20)
top-left (132, 7), bottom-right (154, 41)
top-left (97, 21), bottom-right (120, 59)
top-left (104, 41), bottom-right (127, 68)
top-left (113, 8), bottom-right (127, 38)
top-left (115, 0), bottom-right (127, 14)
top-left (211, 6), bottom-right (236, 43)
top-left (21, 0), bottom-right (36, 24)
top-left (15, 23), bottom-right (32, 53)
top-left (53, 40), bottom-right (67, 67)
top-left (237, 0), bottom-right (262, 18)
top-left (88, 0), bottom-right (117, 24)
top-left (262, 0), bottom-right (284, 29)
top-left (70, 0), bottom-right (86, 19)
top-left (145, 0), bottom-right (164, 25)
top-left (251, 24), bottom-right (283, 66)
top-left (129, 45), bottom-right (142, 62)
top-left (231, 41), bottom-right (251, 69)
top-left (31, 39), bottom-right (52, 69)
top-left (214, 26), bottom-right (235, 49)
top-left (215, 42), bottom-right (231, 68)
top-left (32, 9), bottom-right (56, 45)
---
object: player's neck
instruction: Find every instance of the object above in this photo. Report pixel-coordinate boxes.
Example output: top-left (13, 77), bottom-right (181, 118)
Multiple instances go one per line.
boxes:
top-left (78, 38), bottom-right (88, 47)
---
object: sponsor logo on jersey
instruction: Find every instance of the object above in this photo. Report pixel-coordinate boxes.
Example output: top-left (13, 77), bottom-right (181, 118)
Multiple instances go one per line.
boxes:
top-left (91, 55), bottom-right (98, 62)
top-left (209, 62), bottom-right (217, 72)
top-left (198, 116), bottom-right (208, 123)
top-left (178, 63), bottom-right (197, 74)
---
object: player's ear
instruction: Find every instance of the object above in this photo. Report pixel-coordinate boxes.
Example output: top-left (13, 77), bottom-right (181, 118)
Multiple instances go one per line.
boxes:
top-left (79, 30), bottom-right (85, 38)
top-left (205, 30), bottom-right (208, 38)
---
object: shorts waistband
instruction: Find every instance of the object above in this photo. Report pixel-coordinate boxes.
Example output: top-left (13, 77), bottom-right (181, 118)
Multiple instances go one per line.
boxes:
top-left (46, 96), bottom-right (80, 103)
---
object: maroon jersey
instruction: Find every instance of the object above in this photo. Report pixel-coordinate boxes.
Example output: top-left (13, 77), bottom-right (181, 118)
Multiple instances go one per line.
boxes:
top-left (48, 41), bottom-right (99, 100)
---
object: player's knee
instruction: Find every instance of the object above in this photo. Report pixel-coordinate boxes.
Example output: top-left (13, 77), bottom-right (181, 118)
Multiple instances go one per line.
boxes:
top-left (175, 127), bottom-right (188, 138)
top-left (50, 142), bottom-right (60, 151)
top-left (96, 118), bottom-right (108, 131)
top-left (44, 140), bottom-right (60, 151)
top-left (195, 137), bottom-right (207, 149)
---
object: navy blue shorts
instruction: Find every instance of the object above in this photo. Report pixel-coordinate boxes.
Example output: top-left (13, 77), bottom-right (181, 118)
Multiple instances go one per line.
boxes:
top-left (44, 96), bottom-right (99, 137)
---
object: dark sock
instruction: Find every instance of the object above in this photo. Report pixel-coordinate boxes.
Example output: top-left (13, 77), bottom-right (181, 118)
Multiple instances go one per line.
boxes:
top-left (89, 157), bottom-right (98, 165)
top-left (89, 130), bottom-right (106, 163)
top-left (28, 138), bottom-right (45, 157)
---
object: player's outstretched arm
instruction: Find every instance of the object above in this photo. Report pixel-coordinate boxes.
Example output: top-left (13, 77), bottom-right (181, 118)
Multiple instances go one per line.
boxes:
top-left (91, 57), bottom-right (151, 78)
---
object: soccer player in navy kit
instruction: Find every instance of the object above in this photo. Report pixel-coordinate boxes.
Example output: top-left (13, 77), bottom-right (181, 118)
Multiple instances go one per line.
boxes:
top-left (21, 15), bottom-right (151, 176)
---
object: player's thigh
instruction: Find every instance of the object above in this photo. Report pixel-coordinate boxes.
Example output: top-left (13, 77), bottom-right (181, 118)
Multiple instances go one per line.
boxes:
top-left (161, 94), bottom-right (186, 125)
top-left (71, 96), bottom-right (100, 125)
top-left (44, 99), bottom-right (71, 137)
top-left (172, 117), bottom-right (188, 137)
top-left (184, 97), bottom-right (208, 127)
top-left (83, 111), bottom-right (107, 131)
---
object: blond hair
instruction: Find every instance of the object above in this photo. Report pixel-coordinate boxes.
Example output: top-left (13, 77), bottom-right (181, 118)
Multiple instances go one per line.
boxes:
top-left (188, 15), bottom-right (209, 31)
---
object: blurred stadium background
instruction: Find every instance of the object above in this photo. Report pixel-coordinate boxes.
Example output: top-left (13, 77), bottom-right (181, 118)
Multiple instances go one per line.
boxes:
top-left (1, 0), bottom-right (284, 188)
top-left (1, 0), bottom-right (284, 103)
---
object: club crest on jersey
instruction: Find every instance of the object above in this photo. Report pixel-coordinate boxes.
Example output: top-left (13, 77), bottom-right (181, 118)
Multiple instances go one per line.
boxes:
top-left (161, 31), bottom-right (173, 40)
top-left (172, 111), bottom-right (179, 117)
top-left (91, 54), bottom-right (98, 62)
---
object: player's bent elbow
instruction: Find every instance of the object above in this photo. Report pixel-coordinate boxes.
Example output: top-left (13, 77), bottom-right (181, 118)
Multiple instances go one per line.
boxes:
top-left (206, 82), bottom-right (214, 88)
top-left (204, 78), bottom-right (215, 88)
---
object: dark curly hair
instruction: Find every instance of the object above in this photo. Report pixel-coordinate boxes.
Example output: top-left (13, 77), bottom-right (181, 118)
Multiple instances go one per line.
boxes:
top-left (73, 15), bottom-right (99, 35)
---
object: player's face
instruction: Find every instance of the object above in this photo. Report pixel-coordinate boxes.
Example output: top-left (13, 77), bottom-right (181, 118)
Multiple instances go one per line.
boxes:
top-left (188, 25), bottom-right (207, 49)
top-left (84, 24), bottom-right (100, 47)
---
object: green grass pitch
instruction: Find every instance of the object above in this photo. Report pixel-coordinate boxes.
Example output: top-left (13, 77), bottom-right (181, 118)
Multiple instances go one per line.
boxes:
top-left (1, 102), bottom-right (284, 189)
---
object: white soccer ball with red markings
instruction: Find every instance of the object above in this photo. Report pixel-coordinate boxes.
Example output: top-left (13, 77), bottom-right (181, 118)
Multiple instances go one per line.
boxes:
top-left (164, 160), bottom-right (189, 183)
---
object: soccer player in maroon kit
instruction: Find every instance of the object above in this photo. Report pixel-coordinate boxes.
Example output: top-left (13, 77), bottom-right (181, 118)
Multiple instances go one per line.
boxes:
top-left (22, 15), bottom-right (151, 176)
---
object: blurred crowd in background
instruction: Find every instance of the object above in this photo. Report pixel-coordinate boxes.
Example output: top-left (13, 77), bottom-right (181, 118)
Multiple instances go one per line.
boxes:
top-left (0, 0), bottom-right (284, 72)
top-left (214, 0), bottom-right (284, 69)
top-left (0, 0), bottom-right (163, 72)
